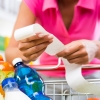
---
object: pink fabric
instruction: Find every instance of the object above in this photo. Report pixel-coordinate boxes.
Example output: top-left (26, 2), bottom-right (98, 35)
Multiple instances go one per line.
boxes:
top-left (23, 0), bottom-right (100, 77)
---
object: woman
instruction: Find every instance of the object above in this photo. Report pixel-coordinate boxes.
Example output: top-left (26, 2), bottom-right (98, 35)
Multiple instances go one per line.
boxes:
top-left (5, 0), bottom-right (100, 99)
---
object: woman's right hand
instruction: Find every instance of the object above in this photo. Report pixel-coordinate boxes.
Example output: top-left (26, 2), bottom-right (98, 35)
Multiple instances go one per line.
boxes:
top-left (18, 33), bottom-right (53, 63)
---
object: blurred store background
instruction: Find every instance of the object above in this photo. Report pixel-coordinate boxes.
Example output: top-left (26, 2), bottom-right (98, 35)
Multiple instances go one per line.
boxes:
top-left (0, 0), bottom-right (21, 59)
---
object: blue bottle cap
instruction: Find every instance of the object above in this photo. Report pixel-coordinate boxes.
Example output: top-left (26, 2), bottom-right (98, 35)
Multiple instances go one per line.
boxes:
top-left (1, 78), bottom-right (16, 88)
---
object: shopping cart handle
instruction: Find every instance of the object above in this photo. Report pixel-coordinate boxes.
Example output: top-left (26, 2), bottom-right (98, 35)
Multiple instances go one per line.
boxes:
top-left (29, 64), bottom-right (100, 71)
top-left (82, 64), bottom-right (100, 70)
top-left (29, 65), bottom-right (65, 71)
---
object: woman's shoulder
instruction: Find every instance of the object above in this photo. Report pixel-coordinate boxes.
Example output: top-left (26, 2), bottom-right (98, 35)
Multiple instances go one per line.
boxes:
top-left (23, 0), bottom-right (44, 8)
top-left (27, 0), bottom-right (44, 5)
top-left (23, 0), bottom-right (44, 16)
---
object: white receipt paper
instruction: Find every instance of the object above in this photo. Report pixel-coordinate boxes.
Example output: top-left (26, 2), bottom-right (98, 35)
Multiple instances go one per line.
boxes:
top-left (14, 24), bottom-right (100, 96)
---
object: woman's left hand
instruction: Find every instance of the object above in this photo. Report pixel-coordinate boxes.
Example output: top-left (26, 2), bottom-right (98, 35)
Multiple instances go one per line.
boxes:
top-left (56, 40), bottom-right (98, 65)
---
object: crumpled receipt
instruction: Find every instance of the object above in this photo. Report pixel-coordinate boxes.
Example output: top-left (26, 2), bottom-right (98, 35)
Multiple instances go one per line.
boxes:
top-left (45, 35), bottom-right (100, 96)
top-left (14, 24), bottom-right (100, 96)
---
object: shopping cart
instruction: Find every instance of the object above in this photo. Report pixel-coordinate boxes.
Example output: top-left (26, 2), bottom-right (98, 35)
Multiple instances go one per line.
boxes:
top-left (30, 64), bottom-right (100, 100)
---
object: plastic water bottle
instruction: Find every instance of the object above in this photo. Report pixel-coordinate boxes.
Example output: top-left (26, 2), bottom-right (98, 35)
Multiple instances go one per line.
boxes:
top-left (2, 77), bottom-right (31, 100)
top-left (12, 58), bottom-right (52, 100)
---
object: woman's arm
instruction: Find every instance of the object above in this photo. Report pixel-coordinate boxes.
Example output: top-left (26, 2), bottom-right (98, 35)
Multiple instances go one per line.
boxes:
top-left (5, 1), bottom-right (36, 64)
top-left (5, 1), bottom-right (53, 64)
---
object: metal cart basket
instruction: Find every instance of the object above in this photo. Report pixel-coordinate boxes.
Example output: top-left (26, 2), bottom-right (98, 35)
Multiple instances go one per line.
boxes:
top-left (31, 64), bottom-right (100, 100)
top-left (44, 79), bottom-right (100, 100)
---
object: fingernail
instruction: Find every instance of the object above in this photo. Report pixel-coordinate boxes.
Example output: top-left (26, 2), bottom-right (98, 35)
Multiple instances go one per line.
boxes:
top-left (48, 34), bottom-right (53, 39)
top-left (49, 39), bottom-right (53, 43)
top-left (38, 34), bottom-right (45, 37)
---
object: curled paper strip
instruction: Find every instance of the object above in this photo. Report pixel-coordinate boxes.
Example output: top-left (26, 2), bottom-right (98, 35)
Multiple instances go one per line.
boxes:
top-left (14, 24), bottom-right (100, 96)
top-left (45, 34), bottom-right (100, 96)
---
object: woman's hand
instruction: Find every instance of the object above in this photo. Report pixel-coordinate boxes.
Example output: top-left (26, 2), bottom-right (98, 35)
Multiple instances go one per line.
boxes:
top-left (18, 33), bottom-right (53, 63)
top-left (56, 40), bottom-right (98, 65)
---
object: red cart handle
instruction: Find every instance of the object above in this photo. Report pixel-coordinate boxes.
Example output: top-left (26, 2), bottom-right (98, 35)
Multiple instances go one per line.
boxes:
top-left (29, 64), bottom-right (100, 71)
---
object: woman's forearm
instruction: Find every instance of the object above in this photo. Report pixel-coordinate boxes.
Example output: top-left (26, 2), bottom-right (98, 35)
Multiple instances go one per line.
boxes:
top-left (5, 1), bottom-right (37, 65)
top-left (5, 47), bottom-right (22, 65)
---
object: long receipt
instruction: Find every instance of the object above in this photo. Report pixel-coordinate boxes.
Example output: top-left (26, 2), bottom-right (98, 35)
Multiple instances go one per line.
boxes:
top-left (14, 24), bottom-right (100, 96)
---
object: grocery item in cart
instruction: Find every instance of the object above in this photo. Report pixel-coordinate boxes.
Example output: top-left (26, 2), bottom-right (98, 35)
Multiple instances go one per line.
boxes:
top-left (1, 77), bottom-right (31, 100)
top-left (87, 98), bottom-right (100, 100)
top-left (13, 58), bottom-right (52, 100)
top-left (0, 55), bottom-right (5, 98)
top-left (0, 55), bottom-right (14, 84)
top-left (0, 86), bottom-right (4, 100)
top-left (0, 55), bottom-right (3, 61)
top-left (0, 93), bottom-right (4, 100)
top-left (0, 55), bottom-right (14, 98)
